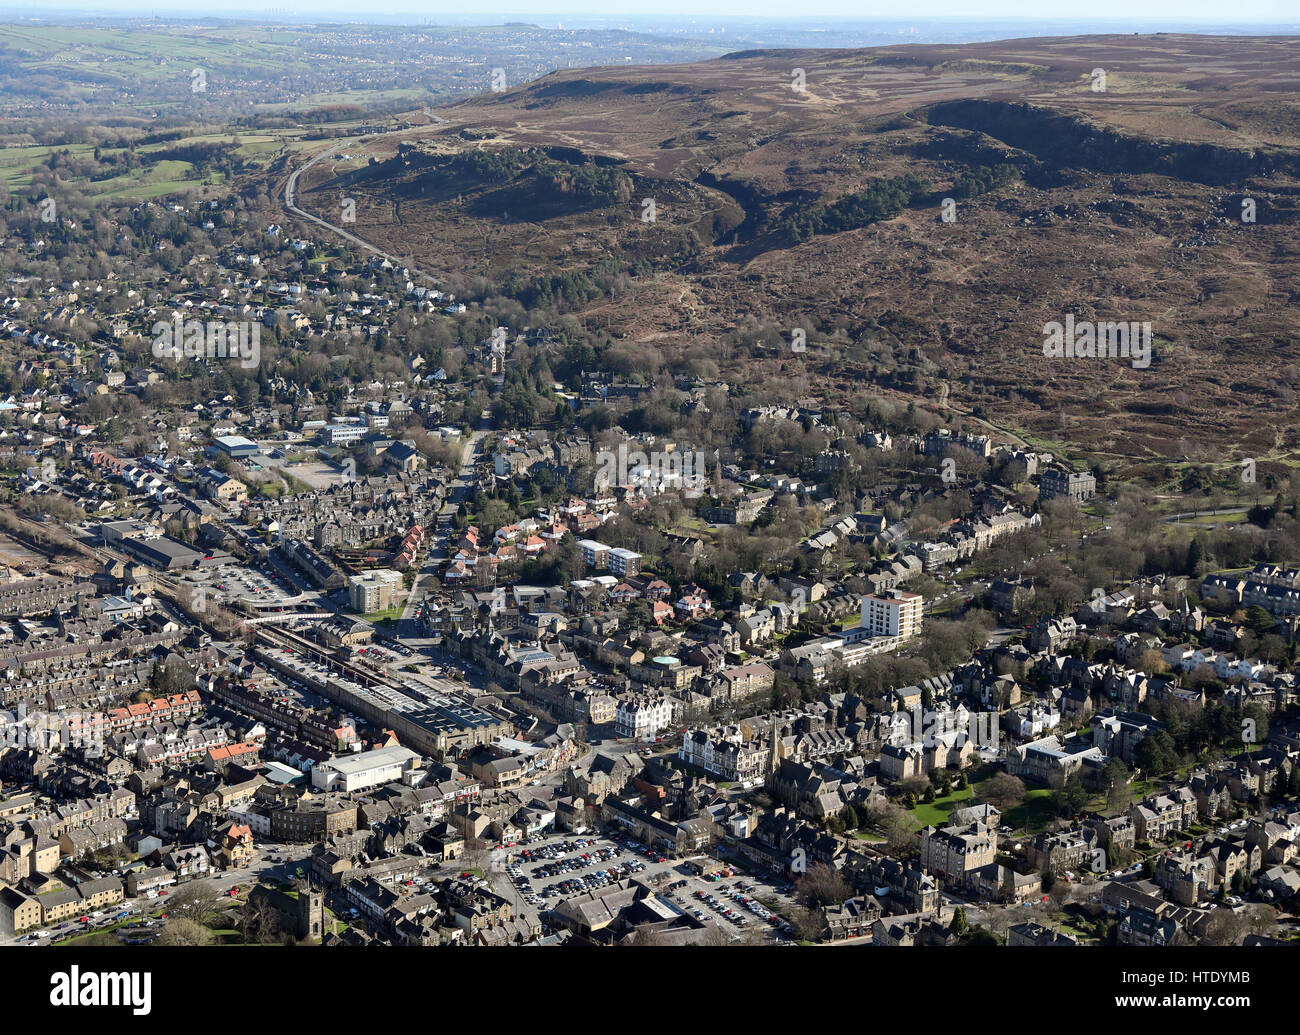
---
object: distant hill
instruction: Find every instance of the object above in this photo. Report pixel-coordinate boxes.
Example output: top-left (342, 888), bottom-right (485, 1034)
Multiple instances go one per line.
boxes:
top-left (287, 34), bottom-right (1300, 478)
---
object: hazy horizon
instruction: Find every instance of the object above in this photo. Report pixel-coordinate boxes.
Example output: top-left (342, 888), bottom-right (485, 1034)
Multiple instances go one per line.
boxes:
top-left (2, 4), bottom-right (1297, 27)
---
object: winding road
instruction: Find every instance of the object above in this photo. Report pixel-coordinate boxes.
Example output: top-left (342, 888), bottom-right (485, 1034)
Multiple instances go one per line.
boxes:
top-left (283, 141), bottom-right (442, 286)
top-left (935, 379), bottom-right (1028, 449)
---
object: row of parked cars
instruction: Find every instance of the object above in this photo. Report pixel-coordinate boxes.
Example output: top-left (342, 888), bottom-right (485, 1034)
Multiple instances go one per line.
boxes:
top-left (693, 887), bottom-right (753, 929)
top-left (516, 836), bottom-right (595, 863)
top-left (216, 563), bottom-right (294, 603)
top-left (630, 843), bottom-right (668, 864)
top-left (355, 645), bottom-right (401, 665)
top-left (17, 907), bottom-right (137, 945)
top-left (529, 854), bottom-right (649, 901)
top-left (505, 864), bottom-right (543, 906)
top-left (117, 917), bottom-right (161, 945)
top-left (378, 637), bottom-right (415, 658)
top-left (731, 890), bottom-right (775, 922)
top-left (691, 885), bottom-right (791, 934)
top-left (541, 864), bottom-right (632, 899)
top-left (604, 832), bottom-right (669, 863)
top-left (530, 846), bottom-right (622, 880)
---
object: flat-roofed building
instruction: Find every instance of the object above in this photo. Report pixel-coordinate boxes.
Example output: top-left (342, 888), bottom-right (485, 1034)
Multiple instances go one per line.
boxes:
top-left (608, 548), bottom-right (642, 577)
top-left (120, 535), bottom-right (205, 570)
top-left (860, 589), bottom-right (924, 640)
top-left (211, 434), bottom-right (260, 459)
top-left (311, 745), bottom-right (422, 793)
top-left (578, 540), bottom-right (611, 570)
top-left (321, 422), bottom-right (366, 445)
top-left (348, 569), bottom-right (404, 613)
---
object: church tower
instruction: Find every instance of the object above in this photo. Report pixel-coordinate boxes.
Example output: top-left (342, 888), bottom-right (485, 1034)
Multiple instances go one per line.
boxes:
top-left (296, 886), bottom-right (325, 941)
top-left (766, 720), bottom-right (783, 777)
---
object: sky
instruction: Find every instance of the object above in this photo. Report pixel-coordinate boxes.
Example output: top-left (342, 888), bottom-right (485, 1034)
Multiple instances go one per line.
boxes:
top-left (6, 1), bottom-right (1298, 23)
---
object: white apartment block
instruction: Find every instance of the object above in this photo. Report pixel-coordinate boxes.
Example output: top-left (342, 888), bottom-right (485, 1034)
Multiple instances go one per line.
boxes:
top-left (578, 539), bottom-right (611, 570)
top-left (860, 589), bottom-right (924, 640)
top-left (608, 547), bottom-right (642, 577)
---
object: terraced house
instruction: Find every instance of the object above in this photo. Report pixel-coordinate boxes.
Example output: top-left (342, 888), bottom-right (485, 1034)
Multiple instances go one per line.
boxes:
top-left (679, 727), bottom-right (768, 783)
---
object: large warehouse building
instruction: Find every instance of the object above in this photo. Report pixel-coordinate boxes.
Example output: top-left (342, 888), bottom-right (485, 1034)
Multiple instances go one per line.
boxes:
top-left (211, 435), bottom-right (261, 459)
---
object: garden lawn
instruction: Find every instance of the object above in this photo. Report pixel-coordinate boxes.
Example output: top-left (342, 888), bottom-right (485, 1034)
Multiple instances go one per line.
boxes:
top-left (909, 787), bottom-right (974, 827)
top-left (999, 788), bottom-right (1056, 832)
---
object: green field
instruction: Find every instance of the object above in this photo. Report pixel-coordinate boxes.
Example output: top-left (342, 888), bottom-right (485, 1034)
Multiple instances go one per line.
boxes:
top-left (0, 23), bottom-right (318, 92)
top-left (0, 122), bottom-right (380, 200)
top-left (908, 781), bottom-right (1056, 833)
top-left (1185, 511), bottom-right (1247, 525)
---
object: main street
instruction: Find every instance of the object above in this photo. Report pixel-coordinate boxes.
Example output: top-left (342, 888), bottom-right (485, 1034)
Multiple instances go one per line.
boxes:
top-left (401, 421), bottom-right (492, 622)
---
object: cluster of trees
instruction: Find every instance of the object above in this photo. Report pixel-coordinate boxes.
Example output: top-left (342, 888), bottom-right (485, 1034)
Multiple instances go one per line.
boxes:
top-left (17, 492), bottom-right (84, 525)
top-left (151, 655), bottom-right (198, 695)
top-left (86, 880), bottom-right (316, 946)
top-left (1131, 701), bottom-right (1272, 776)
top-left (981, 772), bottom-right (1026, 810)
top-left (948, 162), bottom-right (1019, 200)
top-left (893, 768), bottom-right (969, 810)
top-left (145, 140), bottom-right (251, 178)
top-left (811, 612), bottom-right (996, 706)
top-left (535, 159), bottom-right (633, 204)
top-left (35, 140), bottom-right (249, 186)
top-left (918, 610), bottom-right (999, 673)
top-left (416, 146), bottom-right (632, 206)
top-left (297, 103), bottom-right (368, 125)
top-left (966, 484), bottom-right (1300, 630)
top-left (491, 346), bottom-right (567, 428)
top-left (38, 146), bottom-right (143, 184)
top-left (859, 797), bottom-right (923, 855)
top-left (783, 173), bottom-right (929, 241)
top-left (501, 257), bottom-right (628, 311)
top-left (794, 862), bottom-right (852, 909)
